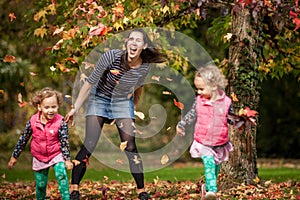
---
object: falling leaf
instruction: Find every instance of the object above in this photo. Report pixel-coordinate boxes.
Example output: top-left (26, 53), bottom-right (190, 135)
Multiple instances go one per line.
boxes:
top-left (50, 66), bottom-right (56, 72)
top-left (1, 173), bottom-right (6, 179)
top-left (3, 55), bottom-right (16, 63)
top-left (166, 77), bottom-right (173, 81)
top-left (224, 33), bottom-right (233, 41)
top-left (166, 127), bottom-right (171, 131)
top-left (0, 90), bottom-right (4, 95)
top-left (134, 111), bottom-right (145, 120)
top-left (9, 12), bottom-right (16, 21)
top-left (65, 95), bottom-right (71, 99)
top-left (103, 176), bottom-right (109, 181)
top-left (173, 98), bottom-right (184, 110)
top-left (72, 160), bottom-right (80, 166)
top-left (110, 69), bottom-right (120, 75)
top-left (120, 141), bottom-right (128, 151)
top-left (17, 93), bottom-right (28, 108)
top-left (30, 72), bottom-right (38, 76)
top-left (231, 92), bottom-right (239, 102)
top-left (151, 75), bottom-right (160, 81)
top-left (162, 91), bottom-right (172, 95)
top-left (116, 159), bottom-right (124, 164)
top-left (160, 154), bottom-right (169, 165)
top-left (132, 155), bottom-right (141, 164)
top-left (133, 129), bottom-right (143, 135)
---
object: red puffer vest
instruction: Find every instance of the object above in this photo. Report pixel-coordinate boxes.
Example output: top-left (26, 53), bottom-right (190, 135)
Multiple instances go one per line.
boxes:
top-left (30, 112), bottom-right (63, 162)
top-left (194, 90), bottom-right (231, 147)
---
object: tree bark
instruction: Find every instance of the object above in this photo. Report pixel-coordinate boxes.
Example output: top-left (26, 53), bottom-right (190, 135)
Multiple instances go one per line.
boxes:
top-left (222, 6), bottom-right (260, 184)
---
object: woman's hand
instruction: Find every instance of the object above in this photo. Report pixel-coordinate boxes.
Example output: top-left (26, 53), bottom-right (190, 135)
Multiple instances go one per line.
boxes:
top-left (65, 160), bottom-right (73, 170)
top-left (176, 125), bottom-right (186, 136)
top-left (8, 156), bottom-right (17, 169)
top-left (65, 108), bottom-right (76, 126)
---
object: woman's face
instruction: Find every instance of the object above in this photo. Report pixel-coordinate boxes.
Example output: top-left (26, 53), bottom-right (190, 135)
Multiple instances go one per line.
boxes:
top-left (126, 31), bottom-right (148, 60)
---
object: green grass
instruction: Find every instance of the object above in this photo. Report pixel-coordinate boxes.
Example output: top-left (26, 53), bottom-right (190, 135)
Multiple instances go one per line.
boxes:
top-left (1, 151), bottom-right (300, 183)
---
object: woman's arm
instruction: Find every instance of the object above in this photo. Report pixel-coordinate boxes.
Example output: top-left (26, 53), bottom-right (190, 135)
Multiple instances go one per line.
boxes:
top-left (65, 81), bottom-right (92, 125)
top-left (133, 87), bottom-right (143, 108)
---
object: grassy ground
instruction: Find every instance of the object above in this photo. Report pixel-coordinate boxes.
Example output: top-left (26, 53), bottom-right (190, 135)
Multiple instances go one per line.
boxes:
top-left (1, 151), bottom-right (300, 183)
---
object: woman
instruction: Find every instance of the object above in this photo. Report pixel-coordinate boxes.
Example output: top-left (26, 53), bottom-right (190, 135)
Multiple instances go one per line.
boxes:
top-left (65, 28), bottom-right (166, 200)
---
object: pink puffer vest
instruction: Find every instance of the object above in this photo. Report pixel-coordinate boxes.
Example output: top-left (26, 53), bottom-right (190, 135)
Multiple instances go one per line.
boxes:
top-left (194, 91), bottom-right (231, 147)
top-left (30, 112), bottom-right (63, 162)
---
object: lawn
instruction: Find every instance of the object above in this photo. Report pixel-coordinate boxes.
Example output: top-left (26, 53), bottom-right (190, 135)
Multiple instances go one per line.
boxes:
top-left (1, 152), bottom-right (300, 199)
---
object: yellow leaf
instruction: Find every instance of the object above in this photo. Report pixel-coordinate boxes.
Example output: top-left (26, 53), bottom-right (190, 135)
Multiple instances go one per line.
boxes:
top-left (131, 9), bottom-right (138, 18)
top-left (0, 90), bottom-right (5, 95)
top-left (162, 6), bottom-right (169, 14)
top-left (160, 154), bottom-right (169, 165)
top-left (113, 22), bottom-right (123, 31)
top-left (46, 4), bottom-right (56, 15)
top-left (253, 176), bottom-right (260, 184)
top-left (33, 10), bottom-right (47, 22)
top-left (120, 141), bottom-right (128, 151)
top-left (34, 27), bottom-right (47, 38)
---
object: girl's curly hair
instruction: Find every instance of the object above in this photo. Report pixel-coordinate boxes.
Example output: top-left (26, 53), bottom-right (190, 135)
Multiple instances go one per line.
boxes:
top-left (31, 87), bottom-right (63, 108)
top-left (195, 64), bottom-right (228, 89)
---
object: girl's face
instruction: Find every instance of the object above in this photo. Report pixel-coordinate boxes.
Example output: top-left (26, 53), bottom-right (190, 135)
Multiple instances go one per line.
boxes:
top-left (38, 95), bottom-right (59, 123)
top-left (194, 76), bottom-right (213, 100)
top-left (126, 31), bottom-right (148, 60)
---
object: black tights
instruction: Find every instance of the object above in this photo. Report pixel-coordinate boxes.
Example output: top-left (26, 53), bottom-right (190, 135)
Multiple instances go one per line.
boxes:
top-left (71, 116), bottom-right (144, 189)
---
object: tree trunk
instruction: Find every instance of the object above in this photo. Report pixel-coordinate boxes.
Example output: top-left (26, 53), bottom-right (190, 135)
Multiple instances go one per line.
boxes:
top-left (222, 6), bottom-right (260, 184)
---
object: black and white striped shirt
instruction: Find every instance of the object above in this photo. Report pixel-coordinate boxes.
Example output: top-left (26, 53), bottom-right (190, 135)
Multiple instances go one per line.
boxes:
top-left (87, 49), bottom-right (150, 99)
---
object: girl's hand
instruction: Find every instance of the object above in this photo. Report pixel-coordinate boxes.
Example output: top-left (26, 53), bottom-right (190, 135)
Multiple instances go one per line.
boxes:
top-left (176, 125), bottom-right (186, 136)
top-left (65, 108), bottom-right (76, 126)
top-left (8, 156), bottom-right (17, 169)
top-left (65, 160), bottom-right (73, 170)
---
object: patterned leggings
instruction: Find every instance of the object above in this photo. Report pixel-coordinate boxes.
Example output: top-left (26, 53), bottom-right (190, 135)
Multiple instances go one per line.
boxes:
top-left (34, 162), bottom-right (70, 200)
top-left (201, 155), bottom-right (220, 193)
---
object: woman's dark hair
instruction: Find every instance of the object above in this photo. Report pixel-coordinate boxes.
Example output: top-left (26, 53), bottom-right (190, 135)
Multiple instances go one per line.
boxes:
top-left (121, 28), bottom-right (167, 66)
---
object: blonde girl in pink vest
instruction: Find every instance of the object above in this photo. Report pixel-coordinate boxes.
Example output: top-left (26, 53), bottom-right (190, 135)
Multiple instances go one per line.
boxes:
top-left (176, 65), bottom-right (234, 200)
top-left (8, 87), bottom-right (73, 200)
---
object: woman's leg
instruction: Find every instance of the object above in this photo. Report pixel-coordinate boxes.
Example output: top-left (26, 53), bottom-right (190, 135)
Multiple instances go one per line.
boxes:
top-left (201, 155), bottom-right (218, 193)
top-left (116, 118), bottom-right (144, 190)
top-left (34, 168), bottom-right (49, 200)
top-left (71, 116), bottom-right (105, 188)
top-left (53, 162), bottom-right (70, 200)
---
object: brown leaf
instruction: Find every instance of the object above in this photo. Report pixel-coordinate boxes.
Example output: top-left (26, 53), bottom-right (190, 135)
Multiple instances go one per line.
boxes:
top-left (3, 55), bottom-right (16, 63)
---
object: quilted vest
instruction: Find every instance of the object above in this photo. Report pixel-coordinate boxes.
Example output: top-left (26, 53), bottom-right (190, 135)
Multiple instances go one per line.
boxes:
top-left (30, 112), bottom-right (63, 162)
top-left (194, 91), bottom-right (232, 147)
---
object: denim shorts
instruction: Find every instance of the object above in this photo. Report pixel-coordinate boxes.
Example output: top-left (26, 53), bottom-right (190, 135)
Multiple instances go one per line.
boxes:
top-left (86, 92), bottom-right (135, 120)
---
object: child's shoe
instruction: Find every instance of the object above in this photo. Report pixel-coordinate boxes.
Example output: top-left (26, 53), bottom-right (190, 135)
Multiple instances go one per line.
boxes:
top-left (138, 191), bottom-right (150, 200)
top-left (205, 191), bottom-right (218, 200)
